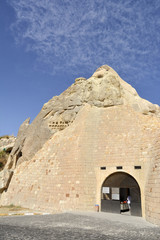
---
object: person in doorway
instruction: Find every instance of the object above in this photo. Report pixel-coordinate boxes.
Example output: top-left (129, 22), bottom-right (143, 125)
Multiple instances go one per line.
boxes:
top-left (127, 195), bottom-right (131, 210)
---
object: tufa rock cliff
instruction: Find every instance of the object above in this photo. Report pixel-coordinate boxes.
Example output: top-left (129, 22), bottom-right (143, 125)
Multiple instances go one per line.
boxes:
top-left (0, 65), bottom-right (160, 193)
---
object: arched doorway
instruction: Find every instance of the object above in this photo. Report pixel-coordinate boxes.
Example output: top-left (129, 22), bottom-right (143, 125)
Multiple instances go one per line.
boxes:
top-left (101, 172), bottom-right (142, 216)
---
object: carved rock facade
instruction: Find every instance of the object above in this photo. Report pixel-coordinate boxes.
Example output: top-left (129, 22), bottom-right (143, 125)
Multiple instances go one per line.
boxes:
top-left (1, 65), bottom-right (160, 226)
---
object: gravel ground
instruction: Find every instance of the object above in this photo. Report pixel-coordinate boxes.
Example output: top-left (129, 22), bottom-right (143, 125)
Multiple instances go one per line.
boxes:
top-left (0, 211), bottom-right (159, 240)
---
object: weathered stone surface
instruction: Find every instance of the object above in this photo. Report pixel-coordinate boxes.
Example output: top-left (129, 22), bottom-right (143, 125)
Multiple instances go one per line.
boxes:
top-left (5, 118), bottom-right (30, 169)
top-left (1, 65), bottom-right (160, 226)
top-left (0, 169), bottom-right (13, 193)
top-left (0, 120), bottom-right (30, 191)
top-left (0, 136), bottom-right (16, 173)
top-left (0, 136), bottom-right (16, 153)
top-left (6, 65), bottom-right (158, 171)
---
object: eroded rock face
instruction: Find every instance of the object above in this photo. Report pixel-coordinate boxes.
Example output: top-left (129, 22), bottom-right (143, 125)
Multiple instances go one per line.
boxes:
top-left (5, 118), bottom-right (30, 170)
top-left (0, 135), bottom-right (16, 191)
top-left (0, 136), bottom-right (16, 153)
top-left (0, 65), bottom-right (160, 192)
top-left (0, 120), bottom-right (30, 192)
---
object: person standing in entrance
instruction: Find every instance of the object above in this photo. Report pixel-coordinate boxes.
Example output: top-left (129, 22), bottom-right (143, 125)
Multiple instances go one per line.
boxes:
top-left (127, 195), bottom-right (131, 210)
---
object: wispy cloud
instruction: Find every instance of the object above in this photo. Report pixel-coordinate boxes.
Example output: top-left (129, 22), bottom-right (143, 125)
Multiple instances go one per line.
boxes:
top-left (8, 0), bottom-right (160, 80)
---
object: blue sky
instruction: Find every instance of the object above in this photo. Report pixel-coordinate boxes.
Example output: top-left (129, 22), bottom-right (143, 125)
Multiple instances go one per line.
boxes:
top-left (0, 0), bottom-right (160, 136)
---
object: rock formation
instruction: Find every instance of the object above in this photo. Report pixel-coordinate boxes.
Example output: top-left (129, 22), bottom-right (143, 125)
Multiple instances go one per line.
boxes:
top-left (4, 65), bottom-right (160, 169)
top-left (1, 65), bottom-right (160, 225)
top-left (0, 136), bottom-right (16, 187)
top-left (0, 136), bottom-right (16, 170)
top-left (0, 136), bottom-right (16, 153)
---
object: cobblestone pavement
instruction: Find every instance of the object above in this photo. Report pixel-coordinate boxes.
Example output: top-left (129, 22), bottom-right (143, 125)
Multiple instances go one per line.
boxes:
top-left (0, 212), bottom-right (160, 240)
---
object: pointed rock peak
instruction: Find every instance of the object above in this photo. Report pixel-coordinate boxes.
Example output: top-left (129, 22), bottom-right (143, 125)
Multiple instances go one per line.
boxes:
top-left (81, 65), bottom-right (160, 117)
top-left (42, 65), bottom-right (160, 126)
top-left (92, 65), bottom-right (118, 78)
top-left (95, 65), bottom-right (110, 72)
top-left (17, 118), bottom-right (30, 138)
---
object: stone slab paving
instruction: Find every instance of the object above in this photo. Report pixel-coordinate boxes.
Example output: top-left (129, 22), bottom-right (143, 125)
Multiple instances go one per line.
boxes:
top-left (0, 211), bottom-right (159, 240)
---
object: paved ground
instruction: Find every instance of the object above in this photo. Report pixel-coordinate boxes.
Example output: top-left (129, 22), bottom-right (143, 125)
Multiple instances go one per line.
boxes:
top-left (0, 211), bottom-right (159, 240)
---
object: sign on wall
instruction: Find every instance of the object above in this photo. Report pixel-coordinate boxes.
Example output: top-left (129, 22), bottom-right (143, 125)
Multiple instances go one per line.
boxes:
top-left (112, 188), bottom-right (120, 200)
top-left (102, 187), bottom-right (110, 194)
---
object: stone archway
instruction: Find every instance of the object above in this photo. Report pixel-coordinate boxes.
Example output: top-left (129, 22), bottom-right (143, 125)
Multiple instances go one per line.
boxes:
top-left (101, 172), bottom-right (142, 217)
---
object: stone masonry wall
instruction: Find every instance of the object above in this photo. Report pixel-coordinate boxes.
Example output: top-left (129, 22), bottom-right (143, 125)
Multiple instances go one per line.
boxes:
top-left (145, 131), bottom-right (160, 226)
top-left (1, 104), bottom-right (160, 218)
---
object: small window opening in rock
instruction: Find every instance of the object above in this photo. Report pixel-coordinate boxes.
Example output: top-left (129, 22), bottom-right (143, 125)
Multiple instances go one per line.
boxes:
top-left (0, 162), bottom-right (4, 169)
top-left (6, 147), bottom-right (12, 154)
top-left (15, 151), bottom-right (22, 166)
top-left (97, 74), bottom-right (103, 78)
top-left (134, 166), bottom-right (141, 169)
top-left (116, 166), bottom-right (123, 170)
top-left (100, 167), bottom-right (106, 170)
top-left (17, 151), bottom-right (22, 158)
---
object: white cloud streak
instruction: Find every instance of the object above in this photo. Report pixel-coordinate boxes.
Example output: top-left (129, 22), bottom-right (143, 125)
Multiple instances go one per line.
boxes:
top-left (8, 0), bottom-right (160, 79)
